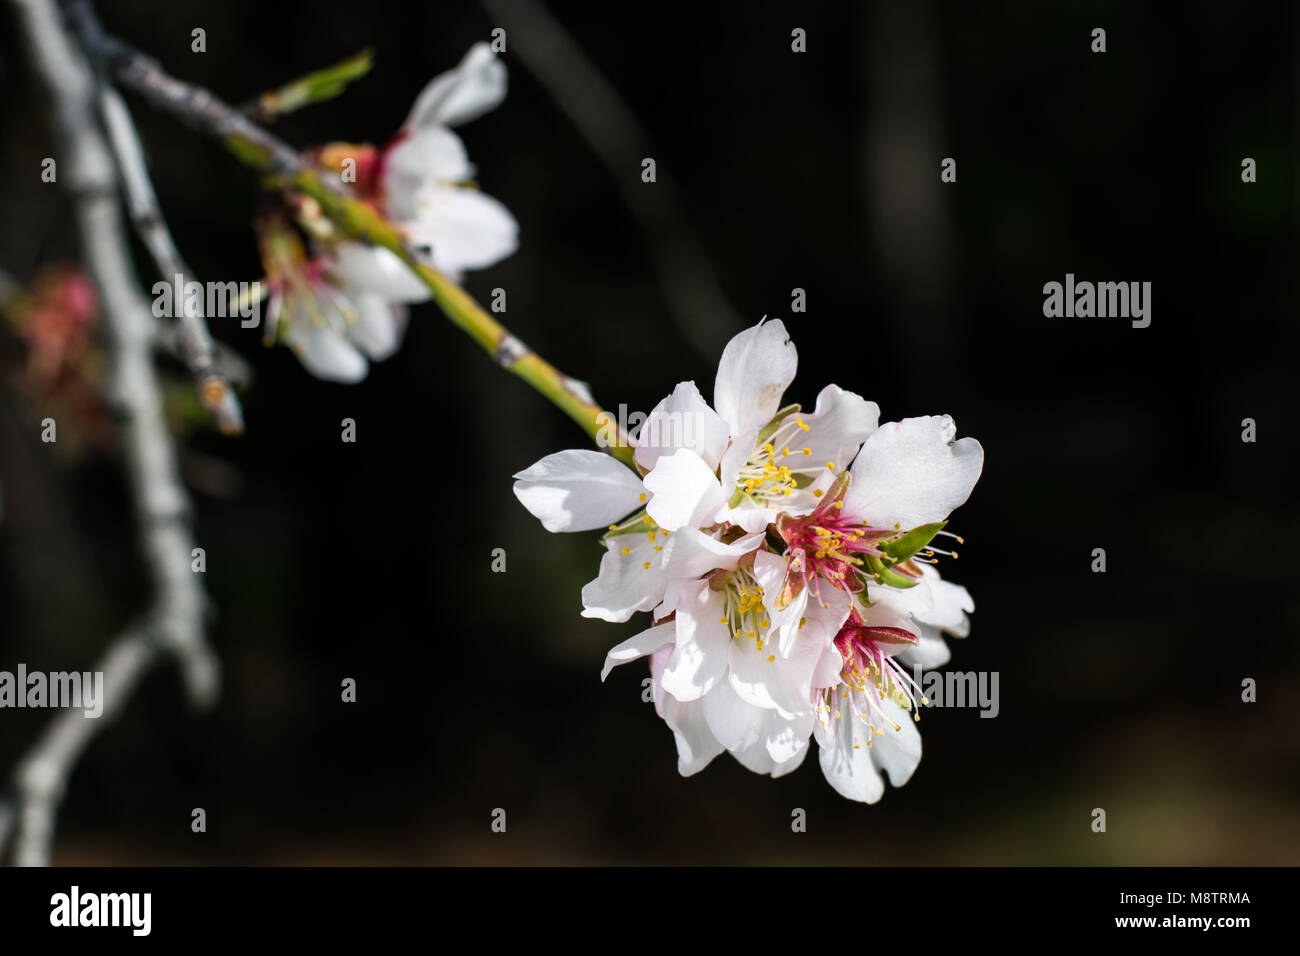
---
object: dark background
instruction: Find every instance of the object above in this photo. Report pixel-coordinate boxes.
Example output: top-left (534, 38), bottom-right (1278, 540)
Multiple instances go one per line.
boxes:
top-left (1, 0), bottom-right (1297, 863)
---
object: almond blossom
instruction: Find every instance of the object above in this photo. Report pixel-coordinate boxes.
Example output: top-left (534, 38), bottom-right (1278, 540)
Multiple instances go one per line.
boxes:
top-left (265, 43), bottom-right (518, 383)
top-left (513, 318), bottom-right (984, 801)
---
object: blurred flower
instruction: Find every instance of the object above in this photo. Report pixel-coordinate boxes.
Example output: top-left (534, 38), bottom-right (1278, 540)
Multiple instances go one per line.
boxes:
top-left (3, 265), bottom-right (113, 452)
top-left (316, 42), bottom-right (518, 283)
top-left (13, 265), bottom-right (97, 386)
top-left (259, 221), bottom-right (429, 383)
top-left (269, 44), bottom-right (518, 383)
top-left (514, 318), bottom-right (984, 802)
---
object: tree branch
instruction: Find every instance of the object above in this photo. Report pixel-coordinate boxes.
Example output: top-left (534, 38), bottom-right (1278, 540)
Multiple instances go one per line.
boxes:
top-left (99, 87), bottom-right (245, 435)
top-left (5, 0), bottom-right (219, 865)
top-left (2, 626), bottom-right (157, 866)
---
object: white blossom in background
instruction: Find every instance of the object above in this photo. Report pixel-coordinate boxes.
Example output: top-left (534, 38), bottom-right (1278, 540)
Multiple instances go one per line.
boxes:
top-left (514, 318), bottom-right (984, 802)
top-left (267, 43), bottom-right (519, 383)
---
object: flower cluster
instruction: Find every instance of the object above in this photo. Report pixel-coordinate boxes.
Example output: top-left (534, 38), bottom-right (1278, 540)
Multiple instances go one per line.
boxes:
top-left (259, 44), bottom-right (518, 383)
top-left (514, 320), bottom-right (983, 802)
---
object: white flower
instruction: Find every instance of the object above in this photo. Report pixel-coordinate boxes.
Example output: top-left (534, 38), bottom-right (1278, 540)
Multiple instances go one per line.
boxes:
top-left (644, 319), bottom-right (879, 536)
top-left (600, 582), bottom-right (844, 779)
top-left (263, 238), bottom-right (425, 384)
top-left (513, 317), bottom-right (985, 803)
top-left (373, 42), bottom-right (518, 282)
top-left (809, 567), bottom-right (973, 803)
top-left (511, 444), bottom-right (763, 623)
top-left (274, 44), bottom-right (519, 383)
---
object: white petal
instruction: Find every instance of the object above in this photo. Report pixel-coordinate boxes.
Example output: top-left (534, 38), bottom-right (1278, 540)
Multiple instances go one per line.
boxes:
top-left (701, 682), bottom-right (766, 752)
top-left (660, 581), bottom-right (729, 702)
top-left (818, 703), bottom-right (885, 803)
top-left (408, 185), bottom-right (519, 276)
top-left (726, 638), bottom-right (786, 714)
top-left (345, 293), bottom-right (407, 360)
top-left (643, 448), bottom-right (727, 532)
top-left (766, 711), bottom-right (813, 766)
top-left (812, 642), bottom-right (845, 690)
top-left (659, 528), bottom-right (762, 579)
top-left (869, 565), bottom-right (972, 637)
top-left (404, 42), bottom-right (507, 129)
top-left (733, 735), bottom-right (777, 775)
top-left (844, 415), bottom-right (984, 530)
top-left (512, 449), bottom-right (645, 532)
top-left (896, 630), bottom-right (952, 670)
top-left (771, 734), bottom-right (811, 778)
top-left (798, 384), bottom-right (879, 467)
top-left (918, 568), bottom-right (975, 634)
top-left (634, 380), bottom-right (730, 473)
top-left (713, 319), bottom-right (797, 437)
top-left (662, 695), bottom-right (724, 776)
top-left (382, 127), bottom-right (472, 220)
top-left (582, 533), bottom-right (667, 623)
top-left (330, 243), bottom-right (429, 303)
top-left (817, 695), bottom-right (922, 802)
top-left (870, 699), bottom-right (923, 788)
top-left (601, 621), bottom-right (675, 681)
top-left (285, 314), bottom-right (368, 383)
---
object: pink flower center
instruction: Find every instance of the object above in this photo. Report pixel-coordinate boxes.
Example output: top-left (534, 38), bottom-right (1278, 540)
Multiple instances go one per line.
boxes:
top-left (775, 475), bottom-right (894, 602)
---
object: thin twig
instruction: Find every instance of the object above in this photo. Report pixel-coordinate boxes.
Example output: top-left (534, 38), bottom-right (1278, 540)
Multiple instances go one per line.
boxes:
top-left (6, 0), bottom-right (219, 865)
top-left (480, 0), bottom-right (743, 358)
top-left (99, 87), bottom-right (244, 434)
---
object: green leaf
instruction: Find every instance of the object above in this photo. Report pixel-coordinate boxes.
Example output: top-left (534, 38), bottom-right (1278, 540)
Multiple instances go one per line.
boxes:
top-left (601, 515), bottom-right (655, 543)
top-left (755, 404), bottom-right (801, 446)
top-left (864, 554), bottom-right (920, 589)
top-left (880, 521), bottom-right (947, 563)
top-left (256, 48), bottom-right (374, 119)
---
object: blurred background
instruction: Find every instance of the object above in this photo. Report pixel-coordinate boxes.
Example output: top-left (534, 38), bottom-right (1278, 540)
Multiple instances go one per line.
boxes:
top-left (0, 0), bottom-right (1298, 864)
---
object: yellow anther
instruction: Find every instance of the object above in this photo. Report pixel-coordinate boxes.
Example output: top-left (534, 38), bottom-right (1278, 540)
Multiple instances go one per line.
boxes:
top-left (638, 492), bottom-right (647, 503)
top-left (621, 547), bottom-right (630, 556)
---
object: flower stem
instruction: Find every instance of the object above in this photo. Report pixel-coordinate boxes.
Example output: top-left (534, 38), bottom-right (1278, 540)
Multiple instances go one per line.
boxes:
top-left (285, 170), bottom-right (633, 465)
